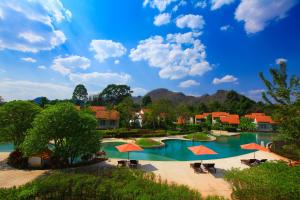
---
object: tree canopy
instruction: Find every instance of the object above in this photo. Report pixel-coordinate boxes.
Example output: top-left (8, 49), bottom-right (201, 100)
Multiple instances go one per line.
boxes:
top-left (0, 101), bottom-right (41, 148)
top-left (72, 84), bottom-right (88, 105)
top-left (142, 95), bottom-right (152, 107)
top-left (259, 60), bottom-right (300, 105)
top-left (22, 103), bottom-right (101, 164)
top-left (100, 84), bottom-right (132, 105)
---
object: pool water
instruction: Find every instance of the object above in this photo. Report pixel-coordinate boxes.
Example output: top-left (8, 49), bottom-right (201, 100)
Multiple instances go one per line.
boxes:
top-left (101, 132), bottom-right (273, 161)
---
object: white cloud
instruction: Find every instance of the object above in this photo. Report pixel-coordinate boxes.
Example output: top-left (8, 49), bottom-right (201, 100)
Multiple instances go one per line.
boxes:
top-left (90, 40), bottom-right (127, 62)
top-left (176, 14), bottom-right (205, 30)
top-left (0, 0), bottom-right (70, 53)
top-left (179, 80), bottom-right (200, 88)
top-left (194, 0), bottom-right (207, 8)
top-left (114, 59), bottom-right (120, 64)
top-left (212, 75), bottom-right (238, 84)
top-left (154, 13), bottom-right (171, 26)
top-left (0, 80), bottom-right (73, 101)
top-left (248, 89), bottom-right (265, 95)
top-left (37, 65), bottom-right (47, 70)
top-left (211, 0), bottom-right (235, 10)
top-left (0, 68), bottom-right (6, 73)
top-left (172, 0), bottom-right (187, 12)
top-left (21, 57), bottom-right (37, 63)
top-left (51, 55), bottom-right (91, 75)
top-left (143, 0), bottom-right (178, 12)
top-left (69, 72), bottom-right (131, 86)
top-left (220, 25), bottom-right (231, 31)
top-left (130, 32), bottom-right (212, 80)
top-left (132, 87), bottom-right (148, 96)
top-left (276, 58), bottom-right (287, 64)
top-left (235, 0), bottom-right (298, 34)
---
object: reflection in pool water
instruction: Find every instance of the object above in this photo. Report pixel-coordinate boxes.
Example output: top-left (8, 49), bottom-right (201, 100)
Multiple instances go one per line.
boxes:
top-left (101, 133), bottom-right (273, 161)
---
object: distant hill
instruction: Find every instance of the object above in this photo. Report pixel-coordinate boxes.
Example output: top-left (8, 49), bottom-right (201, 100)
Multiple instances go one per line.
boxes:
top-left (133, 88), bottom-right (251, 105)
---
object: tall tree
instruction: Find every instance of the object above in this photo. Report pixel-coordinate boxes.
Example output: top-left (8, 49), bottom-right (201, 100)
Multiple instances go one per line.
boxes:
top-left (0, 101), bottom-right (41, 148)
top-left (259, 60), bottom-right (300, 105)
top-left (142, 95), bottom-right (152, 107)
top-left (0, 96), bottom-right (4, 105)
top-left (100, 84), bottom-right (132, 105)
top-left (22, 103), bottom-right (100, 165)
top-left (116, 97), bottom-right (134, 128)
top-left (72, 84), bottom-right (88, 105)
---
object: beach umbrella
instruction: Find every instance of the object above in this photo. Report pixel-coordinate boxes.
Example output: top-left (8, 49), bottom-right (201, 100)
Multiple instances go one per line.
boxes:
top-left (115, 143), bottom-right (143, 160)
top-left (240, 143), bottom-right (269, 159)
top-left (188, 145), bottom-right (218, 163)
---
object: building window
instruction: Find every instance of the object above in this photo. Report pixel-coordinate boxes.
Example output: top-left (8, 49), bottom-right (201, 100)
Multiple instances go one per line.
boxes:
top-left (110, 120), bottom-right (115, 126)
top-left (100, 120), bottom-right (106, 126)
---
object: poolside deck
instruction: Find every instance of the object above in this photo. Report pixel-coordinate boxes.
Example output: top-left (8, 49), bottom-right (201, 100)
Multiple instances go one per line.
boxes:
top-left (0, 150), bottom-right (287, 199)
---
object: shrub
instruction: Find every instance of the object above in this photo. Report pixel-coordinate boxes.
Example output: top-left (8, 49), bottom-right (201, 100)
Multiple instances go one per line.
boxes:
top-left (184, 133), bottom-right (211, 141)
top-left (225, 161), bottom-right (300, 200)
top-left (7, 150), bottom-right (28, 169)
top-left (0, 168), bottom-right (209, 200)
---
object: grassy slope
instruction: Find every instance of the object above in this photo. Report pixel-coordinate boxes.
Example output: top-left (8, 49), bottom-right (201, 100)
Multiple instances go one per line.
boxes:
top-left (184, 133), bottom-right (211, 141)
top-left (136, 138), bottom-right (162, 147)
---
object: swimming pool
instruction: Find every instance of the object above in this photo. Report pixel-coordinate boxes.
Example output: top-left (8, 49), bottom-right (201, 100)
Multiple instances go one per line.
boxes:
top-left (101, 132), bottom-right (273, 161)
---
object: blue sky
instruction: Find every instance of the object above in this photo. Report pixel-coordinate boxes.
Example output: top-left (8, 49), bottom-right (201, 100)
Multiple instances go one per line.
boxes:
top-left (0, 0), bottom-right (299, 101)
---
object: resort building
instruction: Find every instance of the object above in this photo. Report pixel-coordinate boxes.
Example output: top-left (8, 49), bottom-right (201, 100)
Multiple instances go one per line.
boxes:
top-left (176, 116), bottom-right (194, 125)
top-left (76, 106), bottom-right (120, 129)
top-left (212, 112), bottom-right (229, 124)
top-left (245, 113), bottom-right (275, 132)
top-left (195, 113), bottom-right (211, 124)
top-left (219, 114), bottom-right (240, 127)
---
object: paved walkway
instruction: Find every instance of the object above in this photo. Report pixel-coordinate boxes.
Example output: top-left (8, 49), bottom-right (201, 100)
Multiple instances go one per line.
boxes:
top-left (0, 152), bottom-right (47, 188)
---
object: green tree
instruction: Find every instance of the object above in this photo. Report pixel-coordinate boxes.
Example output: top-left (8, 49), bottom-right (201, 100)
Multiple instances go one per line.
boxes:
top-left (22, 103), bottom-right (100, 164)
top-left (100, 84), bottom-right (132, 105)
top-left (0, 101), bottom-right (41, 148)
top-left (116, 97), bottom-right (134, 128)
top-left (224, 91), bottom-right (256, 115)
top-left (239, 117), bottom-right (256, 131)
top-left (72, 84), bottom-right (88, 105)
top-left (259, 60), bottom-right (300, 105)
top-left (142, 95), bottom-right (152, 107)
top-left (260, 61), bottom-right (300, 158)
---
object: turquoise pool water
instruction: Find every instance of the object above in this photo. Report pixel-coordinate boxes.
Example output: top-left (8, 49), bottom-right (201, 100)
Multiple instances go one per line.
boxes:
top-left (101, 133), bottom-right (273, 161)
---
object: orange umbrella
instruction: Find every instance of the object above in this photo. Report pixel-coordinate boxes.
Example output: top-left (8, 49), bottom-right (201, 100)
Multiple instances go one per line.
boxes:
top-left (188, 145), bottom-right (217, 163)
top-left (241, 143), bottom-right (269, 158)
top-left (115, 143), bottom-right (143, 160)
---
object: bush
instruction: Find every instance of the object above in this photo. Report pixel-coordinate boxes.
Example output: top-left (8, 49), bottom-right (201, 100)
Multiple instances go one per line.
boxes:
top-left (7, 150), bottom-right (28, 169)
top-left (225, 161), bottom-right (300, 200)
top-left (184, 133), bottom-right (211, 141)
top-left (271, 141), bottom-right (300, 160)
top-left (0, 168), bottom-right (209, 200)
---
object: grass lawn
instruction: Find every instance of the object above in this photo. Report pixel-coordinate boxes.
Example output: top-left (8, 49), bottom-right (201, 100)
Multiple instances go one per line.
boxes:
top-left (184, 132), bottom-right (211, 141)
top-left (136, 138), bottom-right (162, 148)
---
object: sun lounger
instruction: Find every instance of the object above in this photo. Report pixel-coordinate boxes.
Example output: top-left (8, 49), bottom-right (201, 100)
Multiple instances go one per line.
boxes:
top-left (117, 160), bottom-right (127, 167)
top-left (241, 159), bottom-right (258, 166)
top-left (260, 159), bottom-right (267, 163)
top-left (129, 160), bottom-right (139, 168)
top-left (190, 163), bottom-right (203, 173)
top-left (203, 163), bottom-right (216, 173)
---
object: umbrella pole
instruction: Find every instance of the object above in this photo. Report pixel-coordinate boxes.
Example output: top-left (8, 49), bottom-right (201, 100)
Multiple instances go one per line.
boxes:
top-left (254, 151), bottom-right (255, 159)
top-left (128, 152), bottom-right (129, 160)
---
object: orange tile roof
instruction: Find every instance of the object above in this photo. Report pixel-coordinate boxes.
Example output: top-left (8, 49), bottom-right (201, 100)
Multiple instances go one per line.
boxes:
top-left (220, 114), bottom-right (240, 125)
top-left (195, 113), bottom-right (211, 119)
top-left (89, 106), bottom-right (107, 112)
top-left (212, 112), bottom-right (229, 118)
top-left (245, 113), bottom-right (275, 124)
top-left (95, 110), bottom-right (120, 120)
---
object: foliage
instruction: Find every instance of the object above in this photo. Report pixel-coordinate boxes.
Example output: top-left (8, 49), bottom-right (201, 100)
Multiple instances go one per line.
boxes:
top-left (142, 95), bottom-right (152, 107)
top-left (100, 84), bottom-right (132, 105)
top-left (0, 101), bottom-right (41, 148)
top-left (260, 61), bottom-right (300, 158)
top-left (7, 149), bottom-right (28, 169)
top-left (0, 168), bottom-right (217, 200)
top-left (225, 161), bottom-right (300, 200)
top-left (143, 99), bottom-right (176, 129)
top-left (116, 97), bottom-right (134, 128)
top-left (136, 138), bottom-right (162, 148)
top-left (72, 84), bottom-right (88, 105)
top-left (0, 96), bottom-right (3, 104)
top-left (21, 103), bottom-right (101, 165)
top-left (184, 133), bottom-right (211, 141)
top-left (259, 60), bottom-right (300, 105)
top-left (239, 117), bottom-right (256, 131)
